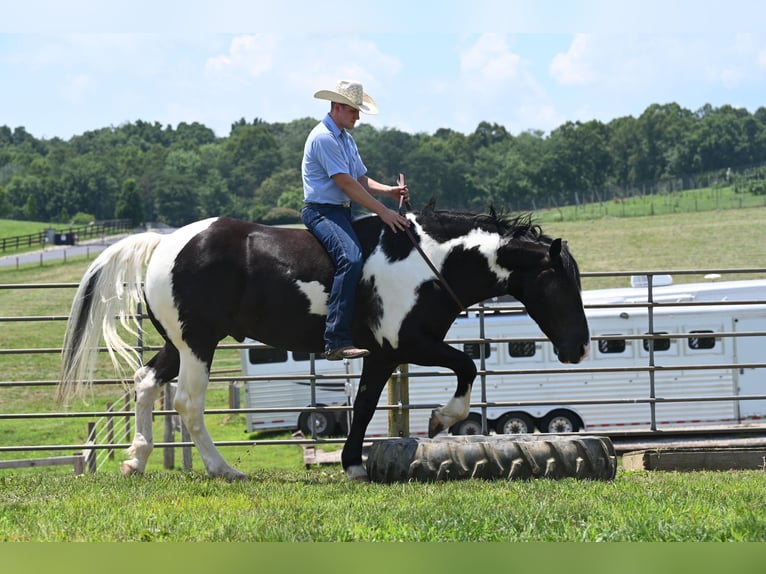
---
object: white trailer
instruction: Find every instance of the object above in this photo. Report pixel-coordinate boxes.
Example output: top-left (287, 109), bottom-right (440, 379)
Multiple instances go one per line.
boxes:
top-left (242, 278), bottom-right (766, 437)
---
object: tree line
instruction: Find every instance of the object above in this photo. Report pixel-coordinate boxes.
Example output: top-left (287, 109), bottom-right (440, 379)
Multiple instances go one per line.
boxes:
top-left (1, 102), bottom-right (766, 228)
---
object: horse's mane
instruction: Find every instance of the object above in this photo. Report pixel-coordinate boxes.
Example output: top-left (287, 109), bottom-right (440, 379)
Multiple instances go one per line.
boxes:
top-left (414, 200), bottom-right (580, 288)
top-left (417, 199), bottom-right (551, 244)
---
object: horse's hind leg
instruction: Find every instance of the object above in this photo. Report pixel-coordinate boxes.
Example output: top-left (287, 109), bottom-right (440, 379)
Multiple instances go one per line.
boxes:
top-left (122, 343), bottom-right (180, 475)
top-left (121, 366), bottom-right (161, 475)
top-left (174, 348), bottom-right (247, 480)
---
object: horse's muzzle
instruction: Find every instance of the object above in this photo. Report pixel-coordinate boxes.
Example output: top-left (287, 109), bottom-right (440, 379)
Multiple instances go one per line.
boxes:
top-left (553, 341), bottom-right (590, 364)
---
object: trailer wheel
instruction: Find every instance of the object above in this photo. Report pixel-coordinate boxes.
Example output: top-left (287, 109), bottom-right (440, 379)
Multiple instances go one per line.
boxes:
top-left (541, 410), bottom-right (582, 433)
top-left (495, 411), bottom-right (536, 434)
top-left (365, 435), bottom-right (617, 483)
top-left (298, 406), bottom-right (336, 436)
top-left (449, 413), bottom-right (484, 435)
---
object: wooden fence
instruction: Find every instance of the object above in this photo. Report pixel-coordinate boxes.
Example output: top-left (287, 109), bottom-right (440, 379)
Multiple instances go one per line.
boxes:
top-left (0, 219), bottom-right (133, 253)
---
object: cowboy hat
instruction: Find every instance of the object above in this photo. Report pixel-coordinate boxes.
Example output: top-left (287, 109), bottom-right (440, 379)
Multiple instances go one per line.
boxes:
top-left (314, 80), bottom-right (378, 115)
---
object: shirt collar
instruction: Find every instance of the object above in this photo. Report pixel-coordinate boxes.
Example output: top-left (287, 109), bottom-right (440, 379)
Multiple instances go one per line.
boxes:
top-left (322, 113), bottom-right (345, 138)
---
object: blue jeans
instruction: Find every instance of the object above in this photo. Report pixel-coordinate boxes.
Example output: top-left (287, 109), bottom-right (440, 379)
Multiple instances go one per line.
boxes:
top-left (301, 203), bottom-right (363, 352)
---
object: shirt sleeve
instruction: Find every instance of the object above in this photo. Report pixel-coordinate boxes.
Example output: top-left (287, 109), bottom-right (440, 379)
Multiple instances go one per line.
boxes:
top-left (312, 132), bottom-right (350, 178)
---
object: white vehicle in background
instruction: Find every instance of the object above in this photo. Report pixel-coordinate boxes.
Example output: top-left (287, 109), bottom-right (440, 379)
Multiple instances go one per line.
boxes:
top-left (242, 278), bottom-right (766, 437)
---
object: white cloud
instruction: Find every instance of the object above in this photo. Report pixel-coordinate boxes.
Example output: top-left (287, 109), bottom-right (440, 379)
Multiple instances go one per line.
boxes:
top-left (460, 33), bottom-right (523, 81)
top-left (550, 34), bottom-right (593, 86)
top-left (205, 34), bottom-right (278, 77)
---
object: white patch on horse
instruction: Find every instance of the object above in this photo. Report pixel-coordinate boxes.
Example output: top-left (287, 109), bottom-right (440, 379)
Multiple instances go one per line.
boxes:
top-left (363, 221), bottom-right (511, 348)
top-left (145, 218), bottom-right (218, 348)
top-left (295, 280), bottom-right (329, 315)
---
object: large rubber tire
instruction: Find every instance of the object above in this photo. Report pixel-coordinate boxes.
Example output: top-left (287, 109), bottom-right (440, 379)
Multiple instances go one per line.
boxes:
top-left (365, 434), bottom-right (617, 483)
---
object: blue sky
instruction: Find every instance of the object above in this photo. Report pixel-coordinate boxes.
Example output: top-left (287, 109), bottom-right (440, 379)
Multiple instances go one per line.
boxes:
top-left (2, 0), bottom-right (766, 140)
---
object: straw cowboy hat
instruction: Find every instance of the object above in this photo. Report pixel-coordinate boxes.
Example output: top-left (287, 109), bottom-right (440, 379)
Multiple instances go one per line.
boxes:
top-left (314, 80), bottom-right (378, 115)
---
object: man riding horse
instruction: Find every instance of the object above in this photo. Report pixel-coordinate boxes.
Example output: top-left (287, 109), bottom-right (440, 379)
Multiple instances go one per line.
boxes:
top-left (301, 80), bottom-right (410, 361)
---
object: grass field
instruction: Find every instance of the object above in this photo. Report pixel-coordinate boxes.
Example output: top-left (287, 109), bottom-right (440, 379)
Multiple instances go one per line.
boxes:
top-left (535, 184), bottom-right (766, 222)
top-left (1, 468), bottom-right (765, 541)
top-left (1, 203), bottom-right (766, 542)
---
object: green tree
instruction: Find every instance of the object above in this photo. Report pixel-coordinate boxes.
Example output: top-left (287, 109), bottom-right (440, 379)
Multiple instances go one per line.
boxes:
top-left (153, 149), bottom-right (202, 226)
top-left (220, 124), bottom-right (281, 200)
top-left (255, 168), bottom-right (301, 210)
top-left (115, 178), bottom-right (145, 226)
top-left (198, 170), bottom-right (232, 218)
top-left (0, 185), bottom-right (9, 217)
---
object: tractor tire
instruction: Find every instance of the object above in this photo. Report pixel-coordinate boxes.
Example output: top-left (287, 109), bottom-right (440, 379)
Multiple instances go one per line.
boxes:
top-left (365, 434), bottom-right (617, 483)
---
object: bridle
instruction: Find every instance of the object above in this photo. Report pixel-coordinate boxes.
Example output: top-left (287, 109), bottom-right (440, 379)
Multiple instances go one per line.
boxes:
top-left (397, 174), bottom-right (466, 313)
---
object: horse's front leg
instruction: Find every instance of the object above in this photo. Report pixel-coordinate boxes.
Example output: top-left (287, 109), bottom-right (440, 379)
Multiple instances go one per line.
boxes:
top-left (342, 357), bottom-right (397, 482)
top-left (409, 340), bottom-right (478, 437)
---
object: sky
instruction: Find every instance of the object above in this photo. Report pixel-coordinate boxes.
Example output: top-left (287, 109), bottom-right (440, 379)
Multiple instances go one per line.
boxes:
top-left (2, 0), bottom-right (766, 141)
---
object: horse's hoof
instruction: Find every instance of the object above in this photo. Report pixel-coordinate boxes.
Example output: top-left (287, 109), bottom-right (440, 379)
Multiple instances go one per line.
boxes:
top-left (428, 410), bottom-right (446, 438)
top-left (344, 465), bottom-right (370, 482)
top-left (120, 461), bottom-right (142, 476)
top-left (216, 468), bottom-right (249, 481)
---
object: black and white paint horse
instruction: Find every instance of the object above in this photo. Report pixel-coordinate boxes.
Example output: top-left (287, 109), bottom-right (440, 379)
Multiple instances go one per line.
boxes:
top-left (59, 205), bottom-right (590, 481)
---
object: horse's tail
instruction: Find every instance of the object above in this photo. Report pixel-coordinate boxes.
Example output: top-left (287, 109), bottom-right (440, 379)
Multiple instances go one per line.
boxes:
top-left (58, 232), bottom-right (164, 404)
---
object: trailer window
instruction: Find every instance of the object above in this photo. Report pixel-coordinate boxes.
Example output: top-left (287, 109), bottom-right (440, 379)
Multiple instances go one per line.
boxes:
top-left (688, 330), bottom-right (716, 350)
top-left (598, 336), bottom-right (626, 354)
top-left (463, 342), bottom-right (491, 359)
top-left (508, 341), bottom-right (536, 358)
top-left (642, 332), bottom-right (671, 352)
top-left (248, 346), bottom-right (288, 364)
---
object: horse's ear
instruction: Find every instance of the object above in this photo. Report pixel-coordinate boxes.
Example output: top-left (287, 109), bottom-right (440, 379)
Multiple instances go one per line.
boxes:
top-left (488, 204), bottom-right (497, 219)
top-left (549, 238), bottom-right (563, 260)
top-left (423, 196), bottom-right (437, 213)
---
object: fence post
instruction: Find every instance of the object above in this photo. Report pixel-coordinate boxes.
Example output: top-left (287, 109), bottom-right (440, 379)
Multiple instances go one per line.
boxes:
top-left (72, 455), bottom-right (85, 476)
top-left (229, 381), bottom-right (240, 409)
top-left (387, 365), bottom-right (410, 437)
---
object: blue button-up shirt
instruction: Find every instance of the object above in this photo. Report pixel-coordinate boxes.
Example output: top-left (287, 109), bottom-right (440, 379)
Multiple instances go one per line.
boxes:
top-left (302, 114), bottom-right (367, 205)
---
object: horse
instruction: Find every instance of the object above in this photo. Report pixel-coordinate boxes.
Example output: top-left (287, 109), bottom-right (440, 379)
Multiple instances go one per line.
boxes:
top-left (59, 204), bottom-right (590, 481)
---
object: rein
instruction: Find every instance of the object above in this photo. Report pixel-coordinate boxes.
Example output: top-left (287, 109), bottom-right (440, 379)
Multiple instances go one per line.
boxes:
top-left (397, 174), bottom-right (466, 313)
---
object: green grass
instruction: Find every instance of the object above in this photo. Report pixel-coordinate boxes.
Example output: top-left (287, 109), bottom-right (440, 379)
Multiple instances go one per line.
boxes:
top-left (535, 184), bottom-right (766, 222)
top-left (1, 469), bottom-right (765, 541)
top-left (0, 219), bottom-right (52, 237)
top-left (0, 219), bottom-right (56, 256)
top-left (542, 206), bottom-right (766, 289)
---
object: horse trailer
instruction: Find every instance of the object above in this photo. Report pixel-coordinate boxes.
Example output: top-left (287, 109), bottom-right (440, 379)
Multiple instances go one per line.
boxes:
top-left (241, 278), bottom-right (766, 437)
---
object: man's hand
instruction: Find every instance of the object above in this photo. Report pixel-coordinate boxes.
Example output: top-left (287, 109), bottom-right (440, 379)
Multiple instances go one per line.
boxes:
top-left (379, 207), bottom-right (410, 232)
top-left (387, 182), bottom-right (409, 204)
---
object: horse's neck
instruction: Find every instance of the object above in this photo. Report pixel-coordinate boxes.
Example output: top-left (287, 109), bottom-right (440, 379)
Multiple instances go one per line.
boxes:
top-left (432, 233), bottom-right (511, 307)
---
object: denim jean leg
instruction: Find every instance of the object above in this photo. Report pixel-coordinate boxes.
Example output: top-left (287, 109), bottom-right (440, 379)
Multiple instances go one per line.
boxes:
top-left (301, 204), bottom-right (363, 351)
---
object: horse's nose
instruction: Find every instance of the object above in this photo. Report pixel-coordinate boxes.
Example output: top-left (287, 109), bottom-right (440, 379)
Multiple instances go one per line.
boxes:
top-left (554, 341), bottom-right (590, 364)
